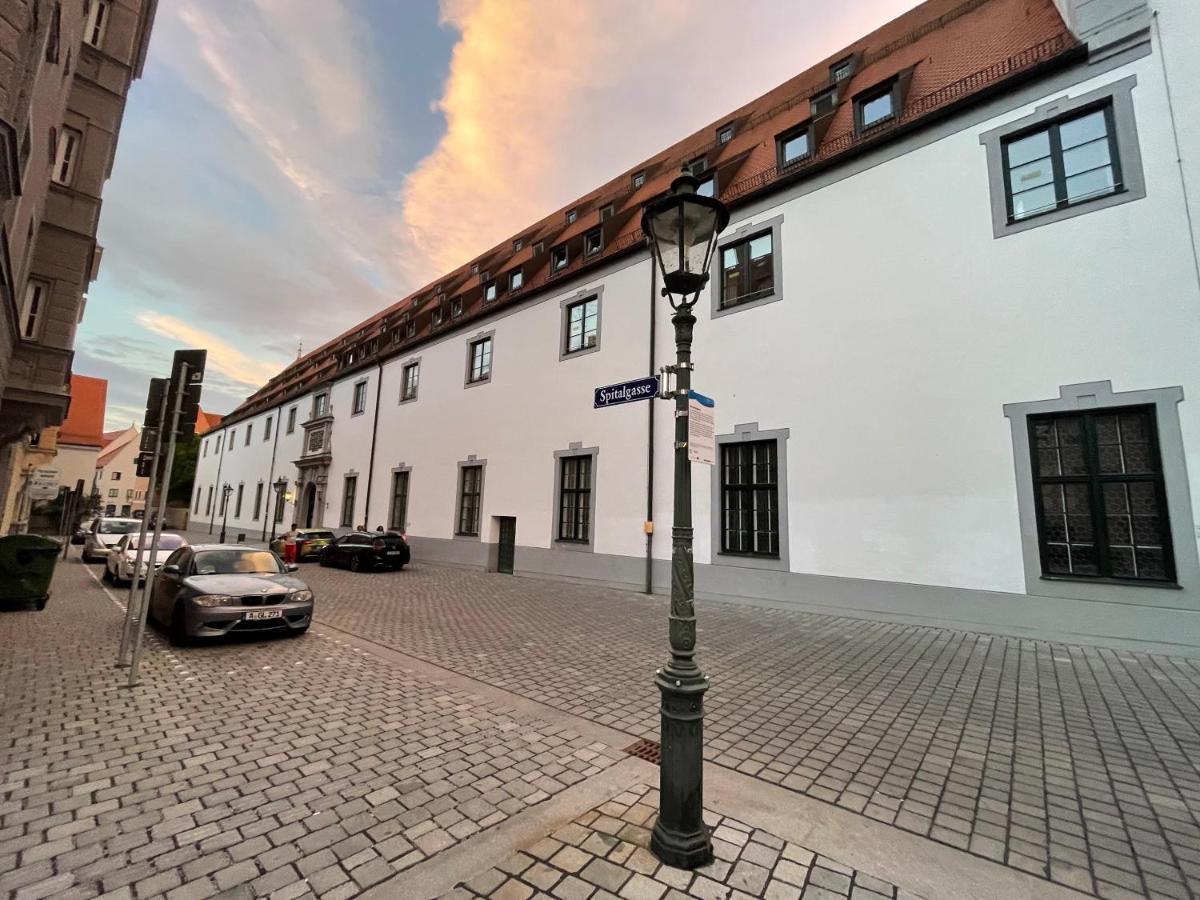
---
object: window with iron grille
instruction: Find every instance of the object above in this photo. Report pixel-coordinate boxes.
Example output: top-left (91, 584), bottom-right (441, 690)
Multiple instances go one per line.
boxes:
top-left (717, 124), bottom-right (734, 144)
top-left (631, 171), bottom-right (645, 189)
top-left (341, 475), bottom-right (357, 527)
top-left (564, 297), bottom-right (598, 355)
top-left (720, 441), bottom-right (779, 557)
top-left (389, 471), bottom-right (409, 531)
top-left (1029, 407), bottom-right (1174, 582)
top-left (557, 456), bottom-right (592, 542)
top-left (467, 337), bottom-right (492, 383)
top-left (1003, 104), bottom-right (1121, 223)
top-left (720, 232), bottom-right (773, 309)
top-left (401, 362), bottom-right (419, 402)
top-left (457, 466), bottom-right (482, 536)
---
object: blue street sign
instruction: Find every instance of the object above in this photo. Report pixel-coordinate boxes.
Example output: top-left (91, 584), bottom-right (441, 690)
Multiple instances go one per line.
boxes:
top-left (594, 376), bottom-right (660, 409)
top-left (688, 390), bottom-right (714, 407)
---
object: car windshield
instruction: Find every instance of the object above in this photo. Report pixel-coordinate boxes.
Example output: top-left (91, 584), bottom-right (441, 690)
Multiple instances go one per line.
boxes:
top-left (193, 550), bottom-right (282, 576)
top-left (130, 534), bottom-right (185, 551)
top-left (99, 520), bottom-right (139, 534)
top-left (307, 531), bottom-right (335, 540)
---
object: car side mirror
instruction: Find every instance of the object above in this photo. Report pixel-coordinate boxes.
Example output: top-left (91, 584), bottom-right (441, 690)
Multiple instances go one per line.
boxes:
top-left (286, 563), bottom-right (299, 573)
top-left (162, 564), bottom-right (180, 574)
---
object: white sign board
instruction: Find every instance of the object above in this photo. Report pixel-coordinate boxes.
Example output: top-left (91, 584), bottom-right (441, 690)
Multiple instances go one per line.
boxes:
top-left (27, 466), bottom-right (61, 501)
top-left (688, 397), bottom-right (715, 466)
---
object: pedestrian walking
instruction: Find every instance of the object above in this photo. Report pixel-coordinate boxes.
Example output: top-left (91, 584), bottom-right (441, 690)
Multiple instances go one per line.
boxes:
top-left (282, 523), bottom-right (299, 565)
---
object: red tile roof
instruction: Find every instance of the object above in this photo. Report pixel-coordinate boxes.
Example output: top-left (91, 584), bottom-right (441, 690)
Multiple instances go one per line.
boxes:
top-left (225, 0), bottom-right (1077, 425)
top-left (58, 375), bottom-right (108, 447)
top-left (194, 408), bottom-right (224, 436)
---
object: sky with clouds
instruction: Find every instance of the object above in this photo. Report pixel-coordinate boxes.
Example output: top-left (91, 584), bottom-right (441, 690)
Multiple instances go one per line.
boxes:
top-left (80, 0), bottom-right (922, 430)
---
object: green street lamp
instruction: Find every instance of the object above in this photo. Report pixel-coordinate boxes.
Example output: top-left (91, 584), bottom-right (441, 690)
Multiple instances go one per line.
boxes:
top-left (640, 172), bottom-right (729, 869)
top-left (269, 476), bottom-right (288, 543)
top-left (218, 482), bottom-right (233, 543)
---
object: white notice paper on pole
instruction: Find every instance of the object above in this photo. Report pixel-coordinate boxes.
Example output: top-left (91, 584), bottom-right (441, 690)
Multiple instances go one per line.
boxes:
top-left (688, 396), bottom-right (715, 465)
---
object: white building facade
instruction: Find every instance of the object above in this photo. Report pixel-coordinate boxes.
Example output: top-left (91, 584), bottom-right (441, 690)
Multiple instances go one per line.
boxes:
top-left (194, 0), bottom-right (1200, 654)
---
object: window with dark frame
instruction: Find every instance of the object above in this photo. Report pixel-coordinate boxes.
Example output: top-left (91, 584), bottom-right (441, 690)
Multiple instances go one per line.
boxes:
top-left (686, 156), bottom-right (706, 177)
top-left (600, 204), bottom-right (614, 221)
top-left (352, 380), bottom-right (367, 414)
top-left (235, 483), bottom-right (244, 518)
top-left (720, 232), bottom-right (773, 309)
top-left (1029, 407), bottom-right (1174, 583)
top-left (84, 0), bottom-right (109, 48)
top-left (264, 416), bottom-right (272, 441)
top-left (777, 125), bottom-right (811, 169)
top-left (564, 297), bottom-right (598, 354)
top-left (857, 84), bottom-right (895, 130)
top-left (401, 362), bottom-right (419, 401)
top-left (631, 171), bottom-right (645, 189)
top-left (510, 269), bottom-right (523, 291)
top-left (583, 227), bottom-right (602, 257)
top-left (811, 88), bottom-right (836, 116)
top-left (832, 58), bottom-right (854, 81)
top-left (696, 174), bottom-right (715, 199)
top-left (550, 244), bottom-right (568, 272)
top-left (557, 455), bottom-right (592, 542)
top-left (245, 424), bottom-right (252, 445)
top-left (566, 209), bottom-right (577, 224)
top-left (19, 280), bottom-right (47, 340)
top-left (484, 281), bottom-right (497, 303)
top-left (287, 407), bottom-right (297, 433)
top-left (253, 482), bottom-right (263, 521)
top-left (341, 475), bottom-right (357, 527)
top-left (468, 337), bottom-right (492, 383)
top-left (717, 124), bottom-right (734, 144)
top-left (389, 471), bottom-right (409, 531)
top-left (721, 441), bottom-right (779, 557)
top-left (533, 241), bottom-right (544, 255)
top-left (1003, 104), bottom-right (1121, 223)
top-left (450, 297), bottom-right (463, 317)
top-left (513, 238), bottom-right (523, 251)
top-left (457, 465), bottom-right (482, 536)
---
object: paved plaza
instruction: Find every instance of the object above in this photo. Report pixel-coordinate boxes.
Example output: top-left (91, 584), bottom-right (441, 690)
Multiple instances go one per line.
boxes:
top-left (1, 551), bottom-right (1198, 899)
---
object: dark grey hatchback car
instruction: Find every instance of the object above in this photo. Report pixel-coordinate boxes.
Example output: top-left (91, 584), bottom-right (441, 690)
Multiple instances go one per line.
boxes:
top-left (149, 544), bottom-right (314, 645)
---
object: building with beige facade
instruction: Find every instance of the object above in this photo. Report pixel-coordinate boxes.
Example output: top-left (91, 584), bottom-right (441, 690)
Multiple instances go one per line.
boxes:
top-left (0, 0), bottom-right (156, 527)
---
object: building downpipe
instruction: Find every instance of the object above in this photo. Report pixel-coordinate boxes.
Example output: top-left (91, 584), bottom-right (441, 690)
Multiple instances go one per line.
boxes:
top-left (645, 261), bottom-right (657, 595)
top-left (362, 361), bottom-right (385, 529)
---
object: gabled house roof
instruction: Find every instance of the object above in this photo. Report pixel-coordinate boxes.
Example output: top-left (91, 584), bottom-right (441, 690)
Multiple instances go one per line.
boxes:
top-left (223, 0), bottom-right (1077, 427)
top-left (195, 408), bottom-right (224, 436)
top-left (97, 426), bottom-right (138, 468)
top-left (58, 375), bottom-right (108, 448)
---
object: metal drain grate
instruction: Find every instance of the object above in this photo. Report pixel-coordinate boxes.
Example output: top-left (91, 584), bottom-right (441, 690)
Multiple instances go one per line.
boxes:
top-left (623, 738), bottom-right (661, 765)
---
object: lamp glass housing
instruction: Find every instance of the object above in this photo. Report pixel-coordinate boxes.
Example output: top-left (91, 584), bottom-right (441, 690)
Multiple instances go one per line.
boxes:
top-left (641, 175), bottom-right (729, 297)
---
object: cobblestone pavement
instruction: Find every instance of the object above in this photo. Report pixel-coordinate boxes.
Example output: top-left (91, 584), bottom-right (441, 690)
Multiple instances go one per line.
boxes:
top-left (0, 558), bottom-right (623, 899)
top-left (446, 784), bottom-right (917, 900)
top-left (302, 563), bottom-right (1200, 900)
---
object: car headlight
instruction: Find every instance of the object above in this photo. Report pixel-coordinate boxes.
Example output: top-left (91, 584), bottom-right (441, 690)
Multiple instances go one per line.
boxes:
top-left (192, 594), bottom-right (235, 607)
top-left (289, 590), bottom-right (313, 603)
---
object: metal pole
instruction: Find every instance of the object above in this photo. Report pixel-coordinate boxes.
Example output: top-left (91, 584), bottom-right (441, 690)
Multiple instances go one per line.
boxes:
top-left (219, 485), bottom-right (229, 543)
top-left (127, 364), bottom-right (187, 688)
top-left (116, 389), bottom-right (168, 667)
top-left (650, 298), bottom-right (712, 869)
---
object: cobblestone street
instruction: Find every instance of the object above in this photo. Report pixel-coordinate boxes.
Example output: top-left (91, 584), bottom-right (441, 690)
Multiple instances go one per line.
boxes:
top-left (2, 554), bottom-right (1199, 899)
top-left (302, 562), bottom-right (1200, 899)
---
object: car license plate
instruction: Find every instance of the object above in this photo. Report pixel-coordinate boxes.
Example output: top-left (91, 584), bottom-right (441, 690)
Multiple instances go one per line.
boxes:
top-left (386, 550), bottom-right (400, 556)
top-left (243, 609), bottom-right (283, 620)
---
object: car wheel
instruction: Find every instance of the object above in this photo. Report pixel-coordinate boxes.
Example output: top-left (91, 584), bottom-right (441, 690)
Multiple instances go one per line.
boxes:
top-left (169, 602), bottom-right (191, 646)
top-left (349, 555), bottom-right (361, 573)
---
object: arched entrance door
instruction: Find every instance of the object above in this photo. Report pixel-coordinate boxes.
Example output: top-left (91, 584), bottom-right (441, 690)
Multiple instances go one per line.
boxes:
top-left (303, 482), bottom-right (317, 528)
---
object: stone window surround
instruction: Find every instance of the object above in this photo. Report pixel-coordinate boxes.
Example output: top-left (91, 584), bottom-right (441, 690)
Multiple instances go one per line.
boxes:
top-left (710, 214), bottom-right (785, 320)
top-left (559, 286), bottom-right (604, 362)
top-left (464, 330), bottom-right (495, 389)
top-left (398, 356), bottom-right (421, 405)
top-left (710, 422), bottom-right (791, 572)
top-left (551, 442), bottom-right (599, 552)
top-left (1003, 381), bottom-right (1199, 606)
top-left (454, 455), bottom-right (487, 540)
top-left (979, 74), bottom-right (1145, 239)
top-left (351, 378), bottom-right (369, 416)
top-left (341, 470), bottom-right (358, 528)
top-left (389, 463), bottom-right (412, 531)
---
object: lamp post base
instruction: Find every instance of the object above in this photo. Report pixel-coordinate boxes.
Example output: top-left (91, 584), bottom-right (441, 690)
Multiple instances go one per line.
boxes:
top-left (650, 670), bottom-right (712, 870)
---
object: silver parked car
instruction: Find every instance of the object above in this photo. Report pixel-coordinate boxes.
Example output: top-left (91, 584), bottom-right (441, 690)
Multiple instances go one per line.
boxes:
top-left (82, 517), bottom-right (141, 562)
top-left (148, 544), bottom-right (313, 645)
top-left (103, 532), bottom-right (188, 586)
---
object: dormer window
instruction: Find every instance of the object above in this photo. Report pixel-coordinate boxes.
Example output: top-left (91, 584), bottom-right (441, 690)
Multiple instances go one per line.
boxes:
top-left (478, 270), bottom-right (489, 283)
top-left (551, 245), bottom-right (568, 273)
top-left (631, 171), bottom-right (645, 189)
top-left (566, 209), bottom-right (578, 225)
top-left (831, 57), bottom-right (854, 82)
top-left (686, 156), bottom-right (707, 177)
top-left (470, 263), bottom-right (479, 275)
top-left (717, 124), bottom-right (734, 145)
top-left (513, 238), bottom-right (523, 252)
top-left (777, 124), bottom-right (812, 169)
top-left (600, 203), bottom-right (614, 221)
top-left (435, 283), bottom-right (444, 295)
top-left (450, 297), bottom-right (463, 317)
top-left (811, 88), bottom-right (836, 117)
top-left (533, 241), bottom-right (544, 256)
top-left (856, 82), bottom-right (897, 132)
top-left (406, 320), bottom-right (417, 338)
top-left (696, 174), bottom-right (716, 199)
top-left (433, 306), bottom-right (444, 326)
top-left (584, 227), bottom-right (603, 258)
top-left (484, 281), bottom-right (497, 303)
top-left (510, 269), bottom-right (523, 291)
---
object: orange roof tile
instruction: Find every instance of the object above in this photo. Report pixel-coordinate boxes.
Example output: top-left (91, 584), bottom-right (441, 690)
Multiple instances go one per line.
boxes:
top-left (224, 0), bottom-right (1076, 425)
top-left (58, 375), bottom-right (107, 448)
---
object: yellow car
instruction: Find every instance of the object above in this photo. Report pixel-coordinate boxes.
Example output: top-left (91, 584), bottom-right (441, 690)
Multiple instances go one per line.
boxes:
top-left (269, 528), bottom-right (336, 561)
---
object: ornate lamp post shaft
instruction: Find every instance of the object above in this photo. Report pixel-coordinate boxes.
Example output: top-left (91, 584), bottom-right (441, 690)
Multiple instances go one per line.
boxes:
top-left (650, 302), bottom-right (712, 868)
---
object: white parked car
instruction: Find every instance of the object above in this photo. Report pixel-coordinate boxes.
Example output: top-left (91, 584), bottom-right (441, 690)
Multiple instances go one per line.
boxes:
top-left (103, 533), bottom-right (189, 586)
top-left (82, 517), bottom-right (142, 562)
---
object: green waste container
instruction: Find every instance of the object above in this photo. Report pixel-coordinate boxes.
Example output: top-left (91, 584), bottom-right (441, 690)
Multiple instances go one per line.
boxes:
top-left (0, 534), bottom-right (61, 609)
